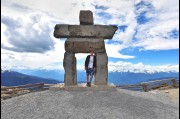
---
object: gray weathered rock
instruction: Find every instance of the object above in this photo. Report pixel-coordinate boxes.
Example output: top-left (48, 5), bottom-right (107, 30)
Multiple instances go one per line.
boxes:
top-left (79, 10), bottom-right (94, 25)
top-left (65, 38), bottom-right (106, 53)
top-left (54, 25), bottom-right (118, 39)
top-left (53, 10), bottom-right (118, 87)
top-left (95, 53), bottom-right (108, 85)
top-left (63, 52), bottom-right (77, 86)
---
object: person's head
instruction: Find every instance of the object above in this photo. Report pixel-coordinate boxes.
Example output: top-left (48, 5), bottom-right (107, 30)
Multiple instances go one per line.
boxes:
top-left (90, 50), bottom-right (94, 55)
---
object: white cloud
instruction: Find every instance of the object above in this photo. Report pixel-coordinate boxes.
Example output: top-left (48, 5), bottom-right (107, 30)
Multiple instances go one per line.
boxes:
top-left (132, 38), bottom-right (179, 50)
top-left (150, 0), bottom-right (179, 11)
top-left (94, 0), bottom-right (138, 47)
top-left (105, 43), bottom-right (135, 59)
top-left (1, 13), bottom-right (55, 53)
top-left (1, 36), bottom-right (64, 69)
top-left (108, 61), bottom-right (179, 73)
top-left (1, 1), bottom-right (66, 70)
top-left (1, 24), bottom-right (14, 48)
top-left (133, 0), bottom-right (179, 50)
top-left (1, 38), bottom-right (65, 70)
top-left (1, 0), bottom-right (96, 24)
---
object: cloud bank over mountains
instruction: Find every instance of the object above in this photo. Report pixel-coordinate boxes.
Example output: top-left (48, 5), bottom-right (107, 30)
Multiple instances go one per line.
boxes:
top-left (108, 61), bottom-right (179, 73)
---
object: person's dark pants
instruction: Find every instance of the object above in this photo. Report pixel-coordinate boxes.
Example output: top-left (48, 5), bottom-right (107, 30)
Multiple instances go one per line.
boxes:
top-left (86, 68), bottom-right (95, 85)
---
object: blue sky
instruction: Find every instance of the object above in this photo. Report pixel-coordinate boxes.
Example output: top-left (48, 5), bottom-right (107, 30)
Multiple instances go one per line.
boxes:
top-left (1, 0), bottom-right (179, 73)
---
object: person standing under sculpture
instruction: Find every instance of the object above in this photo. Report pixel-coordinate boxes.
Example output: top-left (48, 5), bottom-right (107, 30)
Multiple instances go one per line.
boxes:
top-left (85, 50), bottom-right (96, 87)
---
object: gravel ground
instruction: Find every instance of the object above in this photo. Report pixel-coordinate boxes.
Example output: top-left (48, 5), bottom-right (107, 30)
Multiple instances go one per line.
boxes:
top-left (157, 88), bottom-right (179, 102)
top-left (1, 89), bottom-right (179, 119)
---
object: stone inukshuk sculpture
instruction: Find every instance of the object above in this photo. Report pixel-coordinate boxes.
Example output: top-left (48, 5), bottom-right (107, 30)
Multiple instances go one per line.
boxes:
top-left (54, 10), bottom-right (117, 86)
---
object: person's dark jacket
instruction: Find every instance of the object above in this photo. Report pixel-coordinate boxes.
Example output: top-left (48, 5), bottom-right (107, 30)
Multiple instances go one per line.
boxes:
top-left (85, 55), bottom-right (96, 69)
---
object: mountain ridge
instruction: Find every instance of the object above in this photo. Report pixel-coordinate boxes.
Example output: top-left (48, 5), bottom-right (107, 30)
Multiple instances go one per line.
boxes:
top-left (1, 70), bottom-right (62, 86)
top-left (1, 69), bottom-right (179, 86)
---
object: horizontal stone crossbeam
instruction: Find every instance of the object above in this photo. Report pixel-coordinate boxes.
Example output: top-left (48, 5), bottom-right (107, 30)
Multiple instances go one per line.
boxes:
top-left (65, 38), bottom-right (106, 53)
top-left (54, 25), bottom-right (118, 39)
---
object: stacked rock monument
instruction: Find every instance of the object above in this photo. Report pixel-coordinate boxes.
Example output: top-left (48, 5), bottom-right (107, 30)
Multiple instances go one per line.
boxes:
top-left (54, 10), bottom-right (117, 86)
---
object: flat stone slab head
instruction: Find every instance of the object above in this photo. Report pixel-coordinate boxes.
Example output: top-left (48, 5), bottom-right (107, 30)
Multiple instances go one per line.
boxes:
top-left (79, 10), bottom-right (94, 25)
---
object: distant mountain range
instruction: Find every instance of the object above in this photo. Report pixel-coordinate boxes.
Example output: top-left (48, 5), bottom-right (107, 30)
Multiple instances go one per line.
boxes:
top-left (108, 71), bottom-right (179, 85)
top-left (1, 70), bottom-right (62, 86)
top-left (1, 69), bottom-right (178, 86)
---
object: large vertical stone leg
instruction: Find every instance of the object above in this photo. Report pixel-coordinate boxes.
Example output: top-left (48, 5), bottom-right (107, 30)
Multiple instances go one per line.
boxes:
top-left (95, 53), bottom-right (108, 85)
top-left (63, 52), bottom-right (77, 86)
